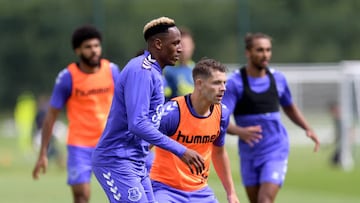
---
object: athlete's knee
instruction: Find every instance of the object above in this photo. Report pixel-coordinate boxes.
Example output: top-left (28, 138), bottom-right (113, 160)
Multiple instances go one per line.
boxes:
top-left (258, 192), bottom-right (275, 203)
top-left (73, 191), bottom-right (90, 203)
top-left (73, 195), bottom-right (89, 203)
top-left (72, 184), bottom-right (90, 203)
top-left (258, 182), bottom-right (279, 203)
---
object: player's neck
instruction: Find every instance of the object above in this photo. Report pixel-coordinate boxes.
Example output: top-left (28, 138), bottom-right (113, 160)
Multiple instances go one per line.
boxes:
top-left (245, 65), bottom-right (266, 77)
top-left (190, 93), bottom-right (211, 117)
top-left (78, 62), bottom-right (100, 74)
top-left (148, 47), bottom-right (166, 69)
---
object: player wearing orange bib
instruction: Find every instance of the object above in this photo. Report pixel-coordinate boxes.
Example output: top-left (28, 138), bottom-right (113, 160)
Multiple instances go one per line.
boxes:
top-left (66, 59), bottom-right (115, 147)
top-left (32, 25), bottom-right (120, 203)
top-left (150, 58), bottom-right (240, 203)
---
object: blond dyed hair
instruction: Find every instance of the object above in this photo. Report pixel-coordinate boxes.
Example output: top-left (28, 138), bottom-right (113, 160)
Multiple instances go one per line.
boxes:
top-left (143, 17), bottom-right (176, 41)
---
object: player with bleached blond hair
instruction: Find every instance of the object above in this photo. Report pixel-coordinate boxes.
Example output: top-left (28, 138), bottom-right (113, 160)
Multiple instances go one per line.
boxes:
top-left (91, 16), bottom-right (205, 203)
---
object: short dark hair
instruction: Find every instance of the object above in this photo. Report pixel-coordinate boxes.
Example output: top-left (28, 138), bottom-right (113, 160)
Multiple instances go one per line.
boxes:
top-left (143, 17), bottom-right (176, 41)
top-left (244, 32), bottom-right (272, 50)
top-left (71, 25), bottom-right (102, 50)
top-left (192, 58), bottom-right (227, 80)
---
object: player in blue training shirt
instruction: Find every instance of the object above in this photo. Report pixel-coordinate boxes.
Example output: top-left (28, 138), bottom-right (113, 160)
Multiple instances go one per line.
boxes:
top-left (222, 32), bottom-right (320, 203)
top-left (163, 27), bottom-right (195, 101)
top-left (91, 16), bottom-right (205, 203)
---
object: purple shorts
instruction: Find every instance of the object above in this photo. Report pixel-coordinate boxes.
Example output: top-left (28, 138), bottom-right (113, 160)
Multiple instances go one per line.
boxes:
top-left (92, 160), bottom-right (156, 203)
top-left (67, 145), bottom-right (94, 185)
top-left (152, 181), bottom-right (218, 203)
top-left (240, 158), bottom-right (288, 187)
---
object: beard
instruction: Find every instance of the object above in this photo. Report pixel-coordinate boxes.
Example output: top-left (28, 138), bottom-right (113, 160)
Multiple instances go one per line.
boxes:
top-left (254, 64), bottom-right (266, 71)
top-left (80, 54), bottom-right (101, 67)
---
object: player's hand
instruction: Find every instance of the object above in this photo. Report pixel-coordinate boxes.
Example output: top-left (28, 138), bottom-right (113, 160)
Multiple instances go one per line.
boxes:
top-left (306, 129), bottom-right (320, 152)
top-left (238, 125), bottom-right (262, 147)
top-left (180, 149), bottom-right (205, 175)
top-left (227, 193), bottom-right (240, 203)
top-left (32, 155), bottom-right (48, 180)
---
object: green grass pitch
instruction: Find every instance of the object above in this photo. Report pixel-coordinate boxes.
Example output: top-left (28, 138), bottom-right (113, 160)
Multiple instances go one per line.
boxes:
top-left (0, 135), bottom-right (359, 203)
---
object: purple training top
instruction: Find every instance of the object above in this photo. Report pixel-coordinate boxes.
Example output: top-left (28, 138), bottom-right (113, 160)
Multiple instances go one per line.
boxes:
top-left (222, 68), bottom-right (293, 162)
top-left (92, 51), bottom-right (187, 166)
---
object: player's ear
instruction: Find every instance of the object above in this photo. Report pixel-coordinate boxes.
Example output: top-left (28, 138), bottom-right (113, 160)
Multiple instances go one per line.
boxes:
top-left (74, 47), bottom-right (81, 56)
top-left (195, 78), bottom-right (203, 87)
top-left (245, 49), bottom-right (251, 59)
top-left (154, 38), bottom-right (162, 50)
